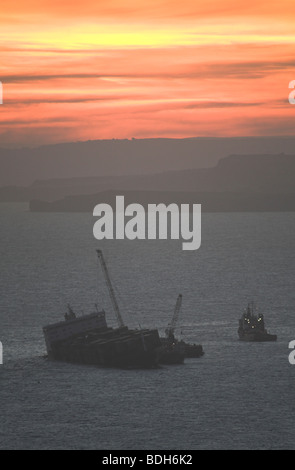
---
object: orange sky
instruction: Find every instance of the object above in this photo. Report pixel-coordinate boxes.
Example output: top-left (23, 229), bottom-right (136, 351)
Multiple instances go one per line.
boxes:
top-left (0, 0), bottom-right (295, 147)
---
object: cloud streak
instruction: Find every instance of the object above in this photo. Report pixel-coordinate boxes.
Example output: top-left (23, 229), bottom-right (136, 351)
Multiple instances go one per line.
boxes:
top-left (2, 0), bottom-right (295, 23)
top-left (2, 58), bottom-right (295, 84)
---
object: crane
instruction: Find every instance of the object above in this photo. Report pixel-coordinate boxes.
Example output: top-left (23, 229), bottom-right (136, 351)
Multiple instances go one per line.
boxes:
top-left (165, 294), bottom-right (182, 341)
top-left (96, 249), bottom-right (125, 328)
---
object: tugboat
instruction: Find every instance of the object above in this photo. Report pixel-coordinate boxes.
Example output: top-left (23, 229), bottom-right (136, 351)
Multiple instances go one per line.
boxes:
top-left (238, 302), bottom-right (277, 342)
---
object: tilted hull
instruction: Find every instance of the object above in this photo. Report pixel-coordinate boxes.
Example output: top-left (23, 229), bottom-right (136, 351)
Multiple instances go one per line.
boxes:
top-left (44, 312), bottom-right (162, 369)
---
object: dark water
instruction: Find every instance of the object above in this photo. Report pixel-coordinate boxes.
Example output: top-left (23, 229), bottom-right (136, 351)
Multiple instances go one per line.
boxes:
top-left (0, 203), bottom-right (294, 450)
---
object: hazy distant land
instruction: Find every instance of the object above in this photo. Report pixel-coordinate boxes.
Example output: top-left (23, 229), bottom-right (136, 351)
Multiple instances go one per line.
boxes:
top-left (25, 153), bottom-right (295, 213)
top-left (29, 190), bottom-right (295, 213)
top-left (1, 136), bottom-right (295, 186)
top-left (1, 137), bottom-right (295, 212)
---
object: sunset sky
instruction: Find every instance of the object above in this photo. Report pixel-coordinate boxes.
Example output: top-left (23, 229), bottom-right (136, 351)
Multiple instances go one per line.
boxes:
top-left (1, 0), bottom-right (295, 147)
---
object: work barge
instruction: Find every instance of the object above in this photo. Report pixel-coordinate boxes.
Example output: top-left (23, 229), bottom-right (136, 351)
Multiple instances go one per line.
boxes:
top-left (43, 250), bottom-right (204, 369)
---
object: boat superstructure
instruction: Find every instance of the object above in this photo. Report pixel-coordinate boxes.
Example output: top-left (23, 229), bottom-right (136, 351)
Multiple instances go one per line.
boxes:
top-left (238, 302), bottom-right (277, 342)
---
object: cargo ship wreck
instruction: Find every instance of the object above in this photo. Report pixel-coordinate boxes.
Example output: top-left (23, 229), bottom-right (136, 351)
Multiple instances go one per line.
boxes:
top-left (43, 305), bottom-right (161, 368)
top-left (238, 302), bottom-right (277, 342)
top-left (43, 250), bottom-right (202, 369)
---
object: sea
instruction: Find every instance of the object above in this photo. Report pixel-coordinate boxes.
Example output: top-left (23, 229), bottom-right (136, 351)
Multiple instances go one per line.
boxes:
top-left (0, 202), bottom-right (294, 450)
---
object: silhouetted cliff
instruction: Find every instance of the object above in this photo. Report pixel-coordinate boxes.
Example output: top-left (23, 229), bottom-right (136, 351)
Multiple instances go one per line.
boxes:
top-left (1, 136), bottom-right (295, 186)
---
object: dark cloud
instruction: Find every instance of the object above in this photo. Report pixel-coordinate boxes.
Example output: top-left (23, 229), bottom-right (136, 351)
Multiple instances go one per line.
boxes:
top-left (183, 101), bottom-right (264, 109)
top-left (0, 116), bottom-right (77, 126)
top-left (4, 95), bottom-right (145, 105)
top-left (1, 73), bottom-right (105, 83)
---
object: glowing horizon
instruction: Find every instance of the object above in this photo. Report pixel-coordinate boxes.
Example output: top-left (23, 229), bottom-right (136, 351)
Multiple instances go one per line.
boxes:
top-left (0, 0), bottom-right (295, 147)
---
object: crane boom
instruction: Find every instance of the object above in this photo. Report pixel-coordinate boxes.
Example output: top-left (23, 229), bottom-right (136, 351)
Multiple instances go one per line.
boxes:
top-left (166, 294), bottom-right (182, 339)
top-left (96, 249), bottom-right (125, 328)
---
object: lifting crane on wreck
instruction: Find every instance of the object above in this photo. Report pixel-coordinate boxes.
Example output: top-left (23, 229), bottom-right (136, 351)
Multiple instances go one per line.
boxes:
top-left (96, 249), bottom-right (125, 328)
top-left (165, 294), bottom-right (182, 342)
